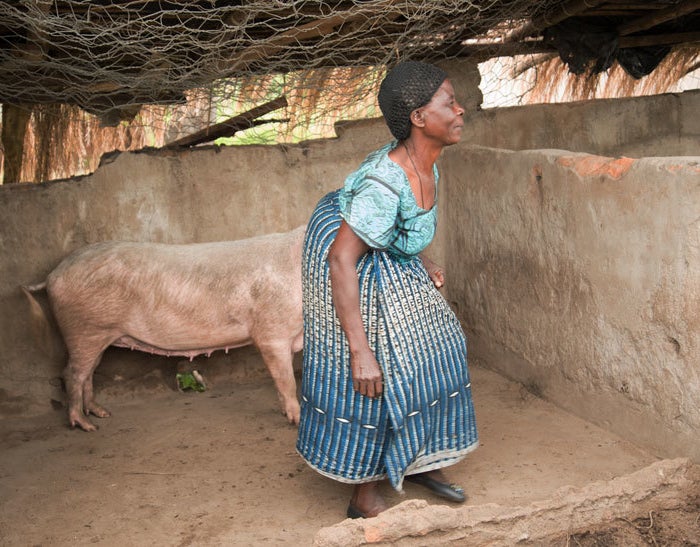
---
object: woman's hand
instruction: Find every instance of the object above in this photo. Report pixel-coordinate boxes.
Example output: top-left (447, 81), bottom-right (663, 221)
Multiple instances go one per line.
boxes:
top-left (350, 348), bottom-right (384, 398)
top-left (420, 254), bottom-right (445, 289)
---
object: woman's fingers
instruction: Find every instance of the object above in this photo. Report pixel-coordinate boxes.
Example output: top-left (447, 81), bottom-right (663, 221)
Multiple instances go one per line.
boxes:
top-left (350, 350), bottom-right (383, 398)
top-left (420, 255), bottom-right (445, 288)
top-left (353, 378), bottom-right (383, 398)
top-left (375, 379), bottom-right (383, 397)
top-left (432, 268), bottom-right (445, 288)
top-left (368, 378), bottom-right (383, 398)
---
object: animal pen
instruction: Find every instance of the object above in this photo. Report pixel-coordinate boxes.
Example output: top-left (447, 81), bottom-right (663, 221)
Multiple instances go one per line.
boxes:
top-left (1, 2), bottom-right (699, 545)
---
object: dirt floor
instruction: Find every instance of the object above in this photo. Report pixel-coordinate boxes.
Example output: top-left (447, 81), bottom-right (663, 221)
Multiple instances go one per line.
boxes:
top-left (1, 348), bottom-right (697, 546)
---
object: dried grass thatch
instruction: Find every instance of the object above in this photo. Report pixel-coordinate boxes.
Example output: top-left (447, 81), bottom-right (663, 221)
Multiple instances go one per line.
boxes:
top-left (18, 104), bottom-right (166, 183)
top-left (527, 46), bottom-right (700, 103)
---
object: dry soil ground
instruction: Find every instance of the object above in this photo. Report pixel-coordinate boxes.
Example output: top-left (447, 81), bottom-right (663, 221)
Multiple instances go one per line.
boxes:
top-left (1, 348), bottom-right (697, 546)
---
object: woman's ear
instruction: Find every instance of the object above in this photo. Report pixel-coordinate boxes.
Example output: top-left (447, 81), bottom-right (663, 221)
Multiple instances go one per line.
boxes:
top-left (411, 109), bottom-right (425, 127)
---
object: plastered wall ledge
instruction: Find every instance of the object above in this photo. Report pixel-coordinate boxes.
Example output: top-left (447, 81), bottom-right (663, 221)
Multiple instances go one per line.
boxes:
top-left (313, 458), bottom-right (698, 546)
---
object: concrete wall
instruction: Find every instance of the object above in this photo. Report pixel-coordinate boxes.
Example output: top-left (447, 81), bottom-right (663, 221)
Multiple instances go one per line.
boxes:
top-left (448, 86), bottom-right (700, 463)
top-left (461, 89), bottom-right (700, 158)
top-left (441, 146), bottom-right (700, 462)
top-left (0, 77), bottom-right (697, 460)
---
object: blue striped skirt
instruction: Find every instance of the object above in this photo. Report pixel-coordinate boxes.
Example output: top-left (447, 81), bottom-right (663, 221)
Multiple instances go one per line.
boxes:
top-left (296, 190), bottom-right (478, 490)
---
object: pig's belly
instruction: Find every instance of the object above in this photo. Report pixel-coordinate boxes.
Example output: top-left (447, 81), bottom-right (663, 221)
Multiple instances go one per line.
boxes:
top-left (109, 308), bottom-right (255, 358)
top-left (111, 332), bottom-right (253, 360)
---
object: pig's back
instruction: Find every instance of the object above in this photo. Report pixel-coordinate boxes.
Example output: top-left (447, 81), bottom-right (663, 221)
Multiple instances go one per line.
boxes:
top-left (45, 227), bottom-right (305, 349)
top-left (49, 227), bottom-right (305, 288)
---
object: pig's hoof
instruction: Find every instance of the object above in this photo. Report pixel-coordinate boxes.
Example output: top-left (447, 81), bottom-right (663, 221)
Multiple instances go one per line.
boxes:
top-left (69, 415), bottom-right (98, 432)
top-left (86, 403), bottom-right (111, 418)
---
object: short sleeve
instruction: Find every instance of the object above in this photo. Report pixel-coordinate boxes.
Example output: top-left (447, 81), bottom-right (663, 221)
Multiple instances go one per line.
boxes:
top-left (338, 175), bottom-right (400, 250)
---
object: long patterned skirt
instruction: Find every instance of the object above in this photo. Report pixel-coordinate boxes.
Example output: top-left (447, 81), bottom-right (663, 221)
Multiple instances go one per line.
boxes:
top-left (296, 190), bottom-right (478, 490)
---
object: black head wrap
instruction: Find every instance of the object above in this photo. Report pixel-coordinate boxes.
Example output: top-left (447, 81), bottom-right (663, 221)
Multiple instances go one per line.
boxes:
top-left (378, 61), bottom-right (448, 141)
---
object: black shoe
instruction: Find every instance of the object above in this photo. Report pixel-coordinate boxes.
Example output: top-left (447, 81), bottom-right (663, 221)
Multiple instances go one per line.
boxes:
top-left (346, 504), bottom-right (367, 519)
top-left (405, 473), bottom-right (467, 503)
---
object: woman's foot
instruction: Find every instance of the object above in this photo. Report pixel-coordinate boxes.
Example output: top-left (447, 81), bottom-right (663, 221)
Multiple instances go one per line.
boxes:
top-left (347, 481), bottom-right (388, 518)
top-left (405, 469), bottom-right (466, 503)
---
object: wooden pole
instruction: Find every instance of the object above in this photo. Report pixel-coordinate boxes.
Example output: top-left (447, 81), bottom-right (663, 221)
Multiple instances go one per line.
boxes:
top-left (165, 96), bottom-right (288, 148)
top-left (450, 41), bottom-right (556, 60)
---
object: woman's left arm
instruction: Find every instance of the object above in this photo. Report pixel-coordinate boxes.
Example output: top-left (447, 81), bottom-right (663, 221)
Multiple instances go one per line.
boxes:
top-left (420, 254), bottom-right (445, 289)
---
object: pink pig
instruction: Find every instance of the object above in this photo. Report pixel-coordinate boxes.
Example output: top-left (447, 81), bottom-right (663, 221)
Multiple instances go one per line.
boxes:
top-left (23, 226), bottom-right (305, 432)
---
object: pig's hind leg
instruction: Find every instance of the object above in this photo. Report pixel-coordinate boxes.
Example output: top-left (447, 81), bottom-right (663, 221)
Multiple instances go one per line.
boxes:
top-left (257, 342), bottom-right (300, 425)
top-left (83, 368), bottom-right (111, 419)
top-left (63, 342), bottom-right (110, 432)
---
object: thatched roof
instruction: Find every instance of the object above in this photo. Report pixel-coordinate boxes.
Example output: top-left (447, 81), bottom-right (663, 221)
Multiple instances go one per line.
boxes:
top-left (1, 1), bottom-right (698, 122)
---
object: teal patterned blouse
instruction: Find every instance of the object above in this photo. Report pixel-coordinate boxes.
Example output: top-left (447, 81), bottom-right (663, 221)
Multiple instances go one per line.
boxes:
top-left (338, 141), bottom-right (438, 262)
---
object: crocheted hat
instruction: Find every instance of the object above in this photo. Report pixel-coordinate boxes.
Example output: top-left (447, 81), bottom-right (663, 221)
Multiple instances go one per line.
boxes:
top-left (378, 61), bottom-right (447, 141)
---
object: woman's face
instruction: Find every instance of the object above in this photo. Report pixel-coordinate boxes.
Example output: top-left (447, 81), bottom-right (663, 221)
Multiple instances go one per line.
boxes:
top-left (413, 79), bottom-right (464, 145)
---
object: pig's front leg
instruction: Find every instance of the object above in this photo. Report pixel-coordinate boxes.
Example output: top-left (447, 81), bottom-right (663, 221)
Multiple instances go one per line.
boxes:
top-left (257, 342), bottom-right (300, 425)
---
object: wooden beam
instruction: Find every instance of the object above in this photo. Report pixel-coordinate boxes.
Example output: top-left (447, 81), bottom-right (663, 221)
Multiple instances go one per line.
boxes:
top-left (232, 14), bottom-right (352, 67)
top-left (223, 0), bottom-right (403, 72)
top-left (584, 10), bottom-right (658, 16)
top-left (504, 0), bottom-right (608, 43)
top-left (601, 1), bottom-right (668, 8)
top-left (452, 40), bottom-right (557, 60)
top-left (618, 0), bottom-right (700, 36)
top-left (452, 30), bottom-right (700, 62)
top-left (165, 95), bottom-right (287, 148)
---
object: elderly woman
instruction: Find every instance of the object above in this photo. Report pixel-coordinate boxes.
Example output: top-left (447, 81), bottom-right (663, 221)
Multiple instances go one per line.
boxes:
top-left (296, 61), bottom-right (478, 518)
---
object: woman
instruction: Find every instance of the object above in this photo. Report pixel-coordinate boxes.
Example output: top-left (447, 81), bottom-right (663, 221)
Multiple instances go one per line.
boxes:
top-left (296, 61), bottom-right (478, 518)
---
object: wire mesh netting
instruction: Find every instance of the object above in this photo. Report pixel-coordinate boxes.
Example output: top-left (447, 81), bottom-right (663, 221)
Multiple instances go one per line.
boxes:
top-left (0, 0), bottom-right (570, 181)
top-left (1, 1), bottom-right (563, 120)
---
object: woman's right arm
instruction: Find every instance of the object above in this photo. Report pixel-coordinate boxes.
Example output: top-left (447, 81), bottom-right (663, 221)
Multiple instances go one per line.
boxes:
top-left (327, 220), bottom-right (384, 398)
